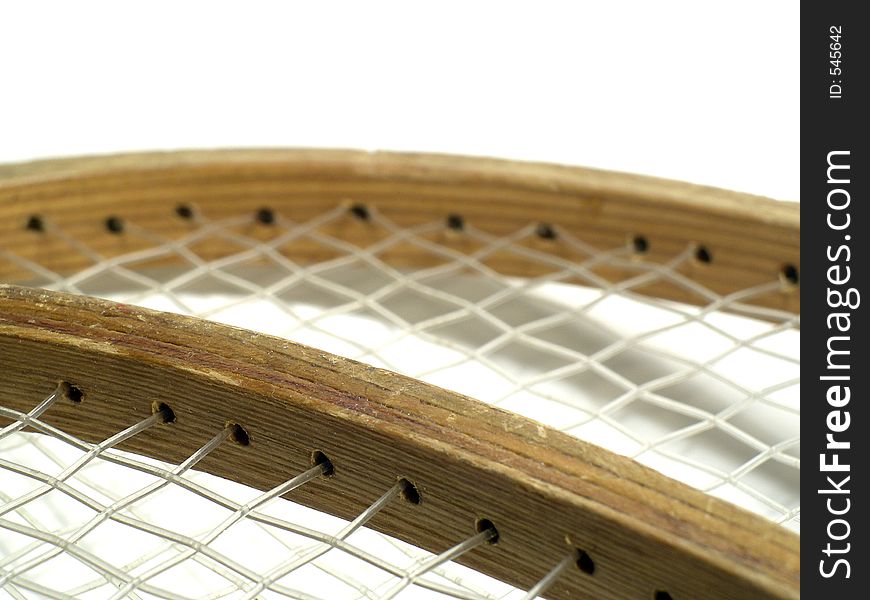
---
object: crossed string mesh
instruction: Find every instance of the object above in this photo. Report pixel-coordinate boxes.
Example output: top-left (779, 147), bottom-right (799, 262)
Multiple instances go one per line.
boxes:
top-left (0, 202), bottom-right (800, 598)
top-left (0, 392), bottom-right (551, 600)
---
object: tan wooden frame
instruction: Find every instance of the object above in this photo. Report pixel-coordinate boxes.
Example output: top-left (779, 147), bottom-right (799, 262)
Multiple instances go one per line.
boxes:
top-left (0, 150), bottom-right (799, 599)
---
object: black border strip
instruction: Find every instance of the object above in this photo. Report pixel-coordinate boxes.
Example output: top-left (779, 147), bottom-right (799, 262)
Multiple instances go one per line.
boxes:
top-left (803, 3), bottom-right (867, 596)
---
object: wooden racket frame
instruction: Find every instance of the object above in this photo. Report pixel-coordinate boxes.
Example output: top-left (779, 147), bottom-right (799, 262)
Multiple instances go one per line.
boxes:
top-left (0, 150), bottom-right (799, 600)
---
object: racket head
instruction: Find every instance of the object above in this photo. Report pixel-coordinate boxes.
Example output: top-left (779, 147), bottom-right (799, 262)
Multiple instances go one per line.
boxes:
top-left (0, 150), bottom-right (799, 600)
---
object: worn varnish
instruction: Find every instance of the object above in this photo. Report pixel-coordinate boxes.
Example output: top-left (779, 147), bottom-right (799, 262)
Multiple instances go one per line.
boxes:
top-left (0, 286), bottom-right (798, 600)
top-left (0, 150), bottom-right (800, 599)
top-left (0, 150), bottom-right (799, 313)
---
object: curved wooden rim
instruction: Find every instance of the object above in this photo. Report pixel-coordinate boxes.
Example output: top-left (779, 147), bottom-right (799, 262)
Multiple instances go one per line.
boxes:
top-left (0, 149), bottom-right (799, 314)
top-left (0, 285), bottom-right (798, 600)
top-left (0, 150), bottom-right (800, 598)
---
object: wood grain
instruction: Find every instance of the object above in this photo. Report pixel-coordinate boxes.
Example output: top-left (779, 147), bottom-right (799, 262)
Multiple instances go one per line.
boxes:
top-left (0, 149), bottom-right (799, 314)
top-left (0, 150), bottom-right (800, 598)
top-left (0, 285), bottom-right (799, 600)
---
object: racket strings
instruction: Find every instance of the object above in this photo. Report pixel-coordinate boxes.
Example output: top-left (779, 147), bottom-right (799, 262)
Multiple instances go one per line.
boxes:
top-left (1, 387), bottom-right (561, 600)
top-left (2, 204), bottom-right (799, 529)
top-left (0, 198), bottom-right (799, 599)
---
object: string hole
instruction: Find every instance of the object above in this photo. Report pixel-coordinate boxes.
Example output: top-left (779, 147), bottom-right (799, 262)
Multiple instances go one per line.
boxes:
top-left (446, 214), bottom-right (464, 231)
top-left (350, 203), bottom-right (370, 221)
top-left (59, 381), bottom-right (84, 403)
top-left (475, 518), bottom-right (499, 544)
top-left (536, 223), bottom-right (557, 240)
top-left (311, 450), bottom-right (335, 477)
top-left (105, 216), bottom-right (124, 234)
top-left (151, 401), bottom-right (176, 424)
top-left (576, 550), bottom-right (595, 575)
top-left (780, 264), bottom-right (799, 286)
top-left (228, 423), bottom-right (250, 446)
top-left (398, 478), bottom-right (421, 504)
top-left (26, 215), bottom-right (44, 232)
top-left (256, 207), bottom-right (275, 225)
top-left (631, 235), bottom-right (649, 253)
top-left (175, 204), bottom-right (195, 220)
top-left (654, 592), bottom-right (673, 600)
top-left (694, 245), bottom-right (712, 264)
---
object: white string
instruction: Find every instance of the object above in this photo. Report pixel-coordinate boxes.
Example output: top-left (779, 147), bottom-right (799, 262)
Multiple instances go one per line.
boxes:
top-left (519, 553), bottom-right (575, 600)
top-left (0, 202), bottom-right (800, 598)
top-left (0, 400), bottom-right (530, 599)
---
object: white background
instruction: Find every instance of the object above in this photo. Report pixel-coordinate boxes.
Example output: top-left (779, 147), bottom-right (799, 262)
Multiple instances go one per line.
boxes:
top-left (0, 4), bottom-right (802, 595)
top-left (0, 1), bottom-right (799, 201)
